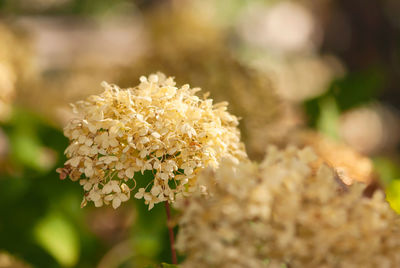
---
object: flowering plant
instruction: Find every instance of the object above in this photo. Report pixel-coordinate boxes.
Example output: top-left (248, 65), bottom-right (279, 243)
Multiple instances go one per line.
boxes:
top-left (57, 72), bottom-right (246, 210)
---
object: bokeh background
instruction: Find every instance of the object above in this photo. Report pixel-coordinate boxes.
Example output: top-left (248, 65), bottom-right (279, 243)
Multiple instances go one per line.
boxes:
top-left (0, 0), bottom-right (400, 267)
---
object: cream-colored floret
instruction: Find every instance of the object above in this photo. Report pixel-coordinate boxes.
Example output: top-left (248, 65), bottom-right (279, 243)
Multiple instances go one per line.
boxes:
top-left (57, 72), bottom-right (246, 209)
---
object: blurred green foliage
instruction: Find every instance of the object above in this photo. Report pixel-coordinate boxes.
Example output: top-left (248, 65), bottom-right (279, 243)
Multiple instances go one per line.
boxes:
top-left (315, 96), bottom-right (340, 140)
top-left (0, 0), bottom-right (135, 16)
top-left (386, 180), bottom-right (400, 214)
top-left (0, 108), bottom-right (174, 267)
top-left (304, 66), bottom-right (385, 128)
top-left (34, 212), bottom-right (80, 267)
top-left (374, 157), bottom-right (400, 213)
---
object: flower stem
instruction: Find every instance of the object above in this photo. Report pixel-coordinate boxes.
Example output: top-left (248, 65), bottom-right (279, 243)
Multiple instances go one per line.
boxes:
top-left (164, 201), bottom-right (177, 264)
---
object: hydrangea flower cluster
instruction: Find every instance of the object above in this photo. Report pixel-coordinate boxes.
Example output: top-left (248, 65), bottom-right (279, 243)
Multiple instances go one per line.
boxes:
top-left (176, 146), bottom-right (400, 268)
top-left (57, 72), bottom-right (246, 209)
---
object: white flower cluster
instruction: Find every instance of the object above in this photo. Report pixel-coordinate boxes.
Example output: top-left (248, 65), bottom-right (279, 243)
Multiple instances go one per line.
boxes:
top-left (176, 146), bottom-right (400, 268)
top-left (57, 72), bottom-right (246, 209)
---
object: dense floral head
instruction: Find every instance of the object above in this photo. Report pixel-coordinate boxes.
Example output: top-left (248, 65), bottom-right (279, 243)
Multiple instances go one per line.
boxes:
top-left (176, 146), bottom-right (400, 268)
top-left (57, 72), bottom-right (246, 209)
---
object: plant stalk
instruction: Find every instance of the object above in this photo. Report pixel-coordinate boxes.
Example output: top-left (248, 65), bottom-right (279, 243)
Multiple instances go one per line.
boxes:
top-left (164, 201), bottom-right (177, 264)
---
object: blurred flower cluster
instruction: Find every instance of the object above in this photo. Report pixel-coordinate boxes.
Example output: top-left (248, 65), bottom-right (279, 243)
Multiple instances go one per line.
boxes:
top-left (176, 146), bottom-right (400, 268)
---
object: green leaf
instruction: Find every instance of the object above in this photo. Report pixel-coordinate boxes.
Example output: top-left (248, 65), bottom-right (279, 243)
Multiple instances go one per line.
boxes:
top-left (373, 157), bottom-right (400, 213)
top-left (34, 212), bottom-right (80, 267)
top-left (373, 157), bottom-right (400, 186)
top-left (4, 107), bottom-right (59, 172)
top-left (161, 263), bottom-right (179, 268)
top-left (10, 128), bottom-right (43, 170)
top-left (386, 180), bottom-right (400, 214)
top-left (331, 68), bottom-right (383, 111)
top-left (316, 97), bottom-right (340, 140)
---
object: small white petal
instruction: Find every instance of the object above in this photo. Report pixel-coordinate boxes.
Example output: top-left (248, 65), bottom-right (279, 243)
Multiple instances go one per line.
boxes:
top-left (89, 191), bottom-right (101, 201)
top-left (68, 157), bottom-right (81, 167)
top-left (119, 193), bottom-right (129, 202)
top-left (83, 182), bottom-right (93, 191)
top-left (112, 198), bottom-right (121, 209)
top-left (144, 193), bottom-right (152, 201)
top-left (84, 167), bottom-right (94, 177)
top-left (94, 199), bottom-right (103, 207)
top-left (184, 167), bottom-right (193, 176)
top-left (102, 184), bottom-right (112, 194)
top-left (151, 132), bottom-right (161, 139)
top-left (151, 186), bottom-right (161, 196)
top-left (125, 167), bottom-right (135, 179)
top-left (112, 184), bottom-right (121, 193)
